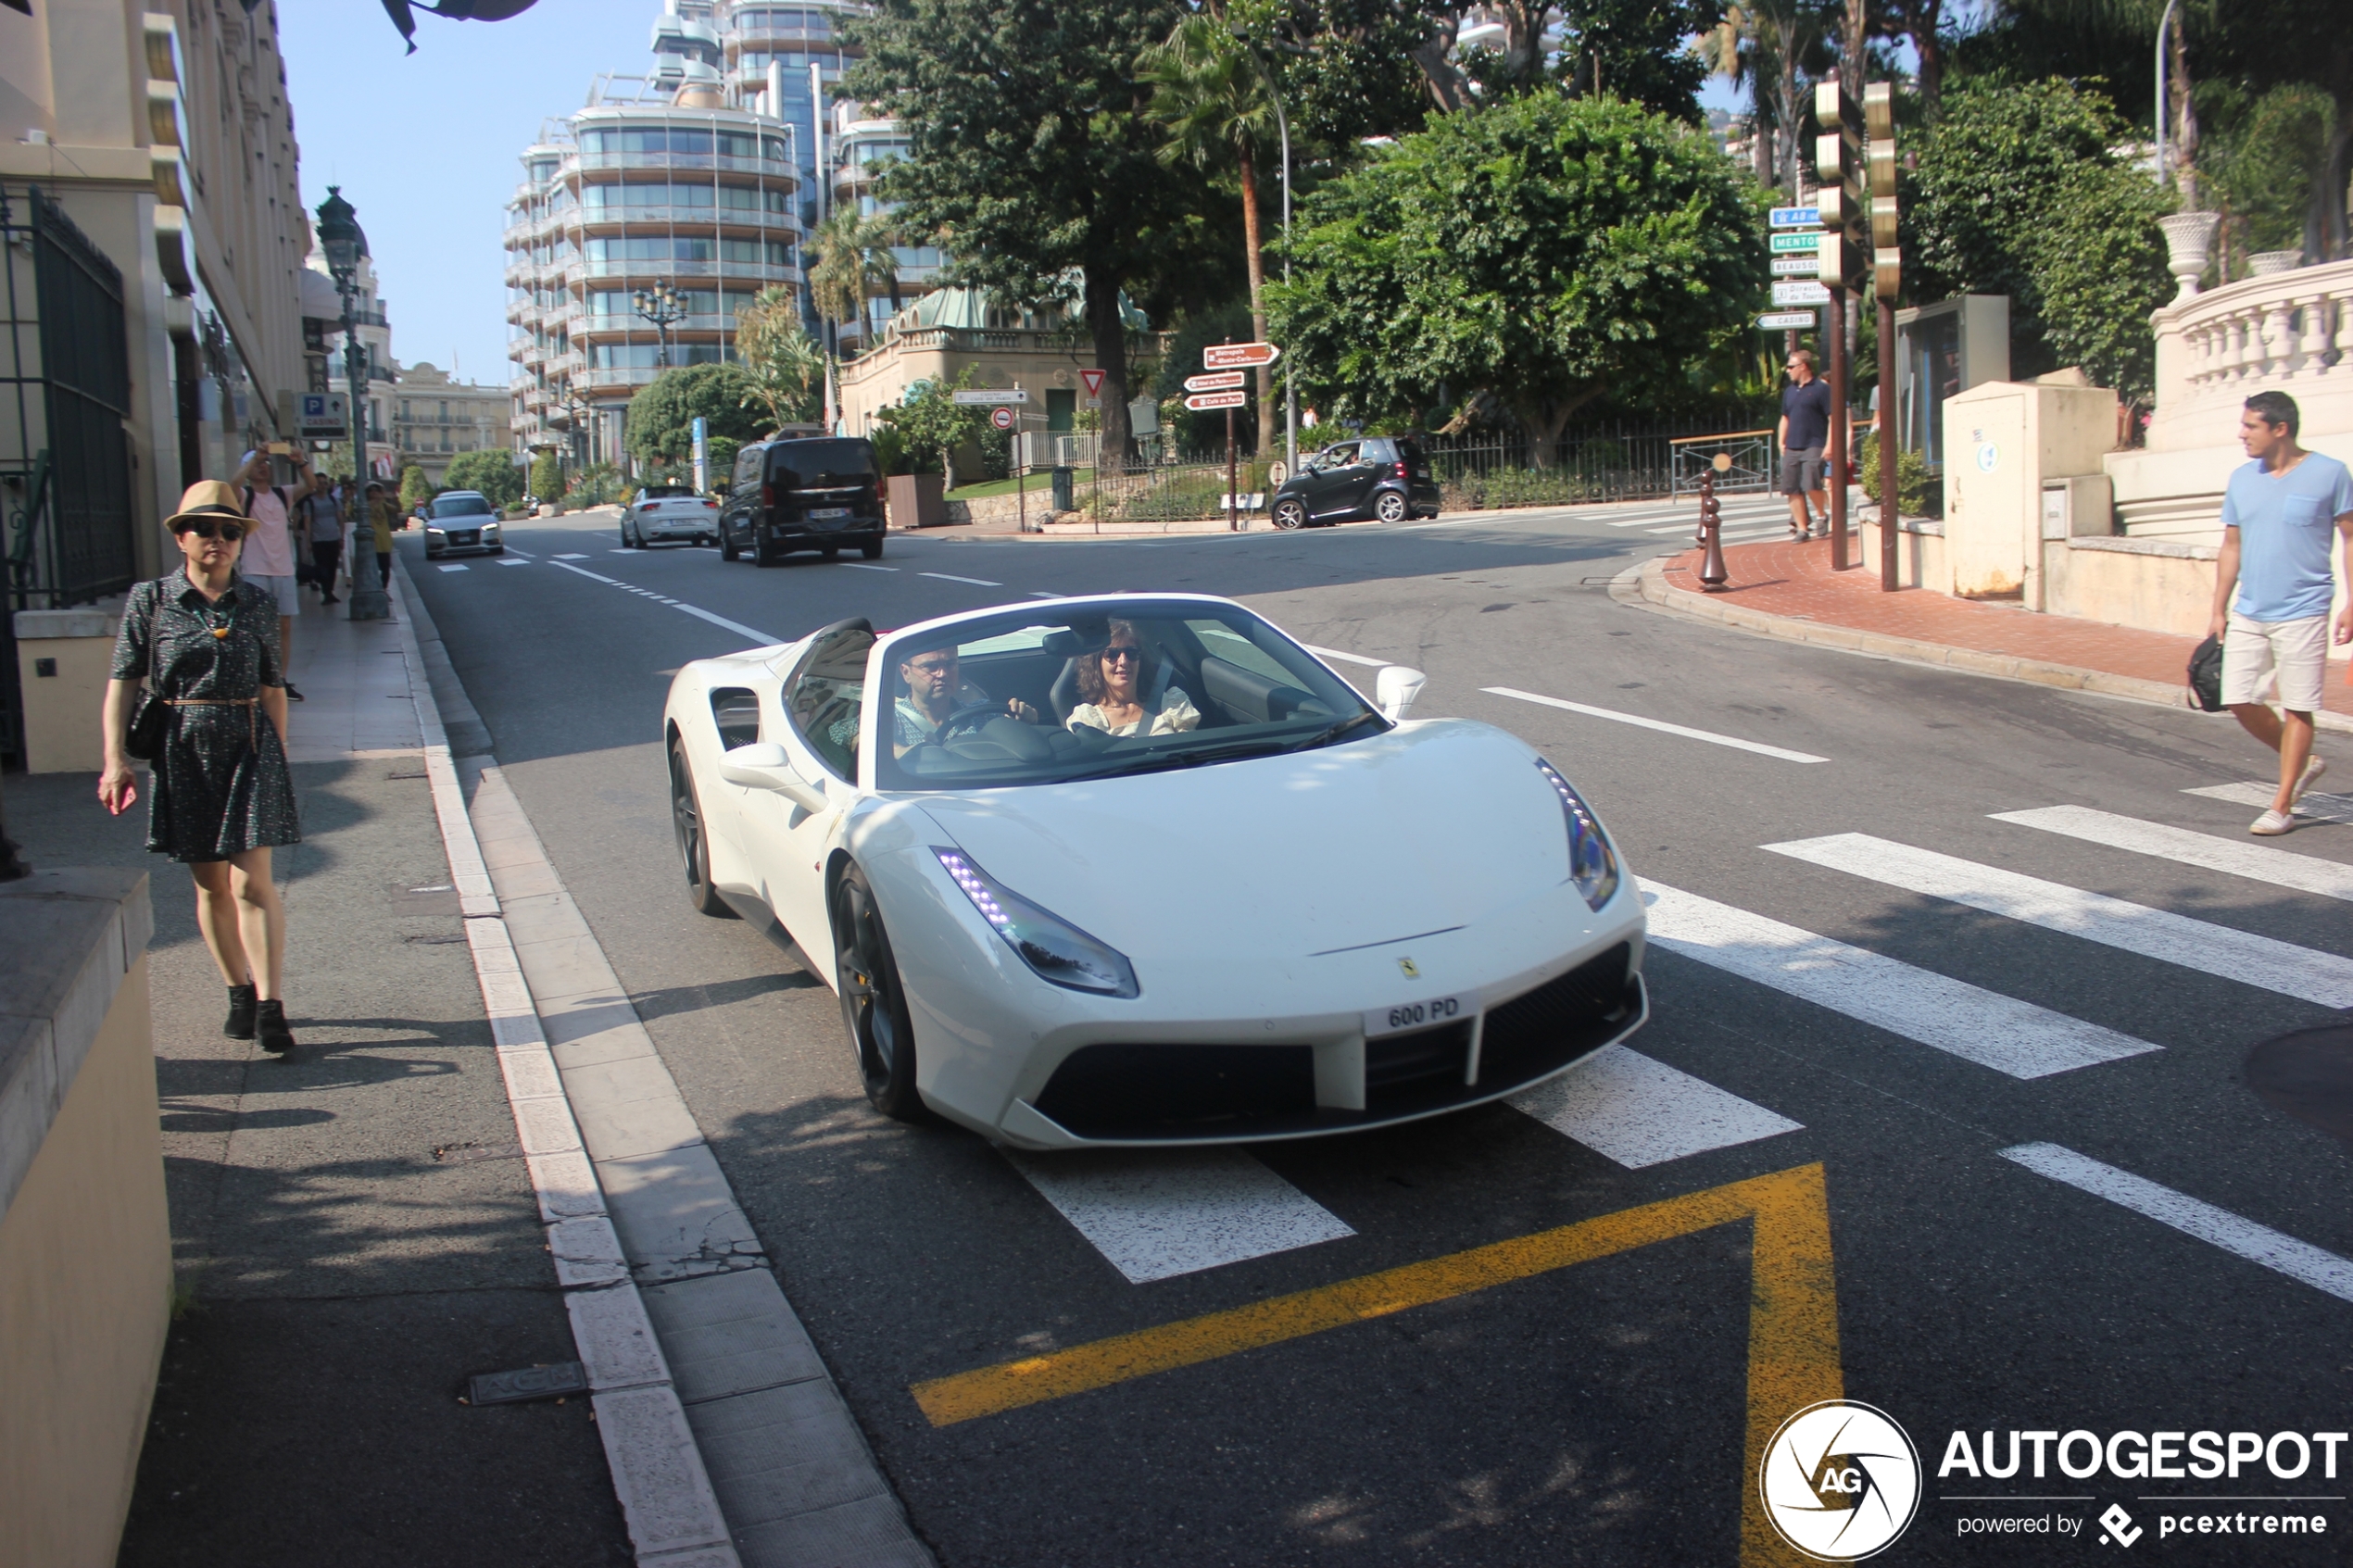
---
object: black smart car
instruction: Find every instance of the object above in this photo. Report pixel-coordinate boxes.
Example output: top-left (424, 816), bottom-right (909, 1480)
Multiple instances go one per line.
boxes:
top-left (719, 436), bottom-right (887, 565)
top-left (1269, 435), bottom-right (1443, 529)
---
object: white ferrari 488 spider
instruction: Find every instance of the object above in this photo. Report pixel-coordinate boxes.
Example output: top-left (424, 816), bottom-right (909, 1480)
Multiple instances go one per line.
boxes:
top-left (661, 594), bottom-right (1646, 1148)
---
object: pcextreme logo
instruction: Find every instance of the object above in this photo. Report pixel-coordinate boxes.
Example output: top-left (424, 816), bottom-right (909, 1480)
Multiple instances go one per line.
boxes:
top-left (1759, 1400), bottom-right (1923, 1562)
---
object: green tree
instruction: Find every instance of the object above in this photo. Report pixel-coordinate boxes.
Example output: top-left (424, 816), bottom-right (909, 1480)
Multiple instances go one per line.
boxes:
top-left (1906, 77), bottom-right (2174, 401)
top-left (2199, 81), bottom-right (2337, 269)
top-left (1552, 0), bottom-right (1712, 119)
top-left (624, 363), bottom-right (766, 468)
top-left (733, 283), bottom-right (824, 430)
top-left (396, 464), bottom-right (433, 512)
top-left (1144, 15), bottom-right (1285, 455)
top-left (807, 210), bottom-right (900, 418)
top-left (876, 370), bottom-right (986, 488)
top-left (849, 0), bottom-right (1225, 467)
top-left (444, 449), bottom-right (523, 508)
top-left (1268, 93), bottom-right (1767, 456)
top-left (528, 449), bottom-right (563, 501)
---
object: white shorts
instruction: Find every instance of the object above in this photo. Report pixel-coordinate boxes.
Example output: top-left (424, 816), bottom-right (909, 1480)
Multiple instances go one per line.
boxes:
top-left (243, 574), bottom-right (299, 617)
top-left (2221, 610), bottom-right (2328, 711)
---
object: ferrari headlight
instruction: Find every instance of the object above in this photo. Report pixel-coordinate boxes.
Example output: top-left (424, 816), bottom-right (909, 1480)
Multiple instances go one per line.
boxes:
top-left (934, 848), bottom-right (1139, 997)
top-left (1535, 759), bottom-right (1619, 911)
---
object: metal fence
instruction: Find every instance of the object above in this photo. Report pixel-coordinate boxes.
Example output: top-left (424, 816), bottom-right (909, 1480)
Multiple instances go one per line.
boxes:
top-left (2, 185), bottom-right (138, 767)
top-left (1416, 412), bottom-right (1775, 508)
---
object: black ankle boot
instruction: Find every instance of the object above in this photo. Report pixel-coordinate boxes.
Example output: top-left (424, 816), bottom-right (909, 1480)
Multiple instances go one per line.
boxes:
top-left (255, 999), bottom-right (296, 1054)
top-left (225, 983), bottom-right (258, 1039)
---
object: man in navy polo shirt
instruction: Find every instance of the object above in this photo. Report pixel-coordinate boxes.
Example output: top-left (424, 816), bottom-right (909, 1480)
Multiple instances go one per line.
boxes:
top-left (2207, 390), bottom-right (2353, 835)
top-left (1778, 349), bottom-right (1833, 539)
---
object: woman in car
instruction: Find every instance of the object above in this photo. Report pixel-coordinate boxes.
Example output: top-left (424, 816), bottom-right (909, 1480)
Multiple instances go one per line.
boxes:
top-left (1066, 621), bottom-right (1201, 738)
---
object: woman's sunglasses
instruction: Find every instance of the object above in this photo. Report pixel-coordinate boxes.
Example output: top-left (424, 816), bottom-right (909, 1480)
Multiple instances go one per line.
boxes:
top-left (178, 520), bottom-right (245, 542)
top-left (1101, 646), bottom-right (1141, 663)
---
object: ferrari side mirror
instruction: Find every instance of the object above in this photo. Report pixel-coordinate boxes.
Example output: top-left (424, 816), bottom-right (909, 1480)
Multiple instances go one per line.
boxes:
top-left (1375, 666), bottom-right (1426, 721)
top-left (719, 742), bottom-right (829, 813)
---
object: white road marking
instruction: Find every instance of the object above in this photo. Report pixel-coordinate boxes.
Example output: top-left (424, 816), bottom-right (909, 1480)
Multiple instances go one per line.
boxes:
top-left (1484, 686), bottom-right (1830, 764)
top-left (2185, 782), bottom-right (2353, 825)
top-left (1994, 805), bottom-right (2353, 903)
top-left (497, 558), bottom-right (529, 566)
top-left (553, 553), bottom-right (589, 560)
top-left (437, 563), bottom-right (469, 572)
top-left (920, 571), bottom-right (1003, 586)
top-left (1765, 833), bottom-right (2353, 1008)
top-left (1641, 881), bottom-right (2158, 1078)
top-left (501, 548), bottom-right (535, 559)
top-left (1026, 590), bottom-right (1063, 598)
top-left (842, 563), bottom-right (898, 571)
top-left (544, 560), bottom-right (784, 646)
top-left (1004, 1148), bottom-right (1354, 1285)
top-left (2000, 1143), bottom-right (2353, 1303)
top-left (1304, 645), bottom-right (1390, 668)
top-left (1510, 1044), bottom-right (1801, 1168)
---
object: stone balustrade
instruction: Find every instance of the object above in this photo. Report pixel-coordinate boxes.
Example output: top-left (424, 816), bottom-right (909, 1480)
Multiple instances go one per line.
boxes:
top-left (2146, 256), bottom-right (2353, 454)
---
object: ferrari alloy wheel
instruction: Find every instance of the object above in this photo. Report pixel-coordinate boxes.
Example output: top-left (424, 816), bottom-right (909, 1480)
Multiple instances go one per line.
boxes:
top-left (1375, 492), bottom-right (1408, 522)
top-left (1273, 499), bottom-right (1307, 531)
top-left (834, 863), bottom-right (929, 1121)
top-left (670, 739), bottom-right (735, 919)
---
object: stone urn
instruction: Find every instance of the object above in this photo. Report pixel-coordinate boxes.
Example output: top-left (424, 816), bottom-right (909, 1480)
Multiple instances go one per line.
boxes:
top-left (2158, 212), bottom-right (2221, 300)
top-left (2247, 250), bottom-right (2305, 277)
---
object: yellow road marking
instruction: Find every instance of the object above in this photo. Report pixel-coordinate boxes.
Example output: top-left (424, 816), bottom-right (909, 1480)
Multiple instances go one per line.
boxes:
top-left (912, 1162), bottom-right (1840, 1568)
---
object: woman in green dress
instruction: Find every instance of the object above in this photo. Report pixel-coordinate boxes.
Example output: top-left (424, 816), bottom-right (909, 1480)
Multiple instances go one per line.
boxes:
top-left (99, 481), bottom-right (302, 1053)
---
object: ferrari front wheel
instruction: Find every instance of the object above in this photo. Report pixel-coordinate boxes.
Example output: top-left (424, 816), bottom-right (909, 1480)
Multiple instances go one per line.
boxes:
top-left (833, 863), bottom-right (930, 1121)
top-left (670, 738), bottom-right (736, 919)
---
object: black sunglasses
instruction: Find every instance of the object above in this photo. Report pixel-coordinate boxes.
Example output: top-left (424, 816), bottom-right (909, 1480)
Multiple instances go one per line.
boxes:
top-left (1101, 646), bottom-right (1142, 662)
top-left (178, 520), bottom-right (245, 542)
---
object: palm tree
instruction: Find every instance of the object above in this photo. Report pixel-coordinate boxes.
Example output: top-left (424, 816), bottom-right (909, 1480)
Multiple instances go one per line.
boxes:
top-left (1143, 15), bottom-right (1283, 456)
top-left (807, 210), bottom-right (900, 429)
top-left (1704, 0), bottom-right (1835, 195)
top-left (733, 283), bottom-right (824, 431)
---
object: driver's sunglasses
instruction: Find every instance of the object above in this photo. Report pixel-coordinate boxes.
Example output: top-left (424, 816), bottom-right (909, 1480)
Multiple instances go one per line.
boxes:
top-left (179, 520), bottom-right (245, 542)
top-left (909, 658), bottom-right (957, 677)
top-left (1101, 646), bottom-right (1141, 663)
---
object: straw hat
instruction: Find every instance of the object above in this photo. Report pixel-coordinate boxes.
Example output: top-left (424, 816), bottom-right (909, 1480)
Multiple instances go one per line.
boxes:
top-left (164, 480), bottom-right (249, 532)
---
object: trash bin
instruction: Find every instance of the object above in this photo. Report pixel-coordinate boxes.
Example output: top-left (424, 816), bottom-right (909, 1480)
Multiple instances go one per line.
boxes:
top-left (1051, 465), bottom-right (1074, 513)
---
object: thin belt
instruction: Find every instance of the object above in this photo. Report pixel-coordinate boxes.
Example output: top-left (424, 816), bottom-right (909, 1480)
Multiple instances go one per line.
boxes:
top-left (166, 696), bottom-right (258, 745)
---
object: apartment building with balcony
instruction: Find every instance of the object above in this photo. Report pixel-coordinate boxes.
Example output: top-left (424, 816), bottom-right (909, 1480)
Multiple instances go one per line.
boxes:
top-left (304, 230), bottom-right (400, 476)
top-left (825, 95), bottom-right (941, 359)
top-left (395, 363), bottom-right (509, 484)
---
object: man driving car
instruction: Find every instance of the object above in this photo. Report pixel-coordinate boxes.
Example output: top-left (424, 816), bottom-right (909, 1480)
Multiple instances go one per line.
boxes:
top-left (894, 641), bottom-right (1039, 757)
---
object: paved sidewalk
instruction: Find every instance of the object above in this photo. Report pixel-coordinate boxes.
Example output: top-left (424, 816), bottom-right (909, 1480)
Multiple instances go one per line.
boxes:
top-left (3, 587), bottom-right (630, 1565)
top-left (1632, 533), bottom-right (2353, 730)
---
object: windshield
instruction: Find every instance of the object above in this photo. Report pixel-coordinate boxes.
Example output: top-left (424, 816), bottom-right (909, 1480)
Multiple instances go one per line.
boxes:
top-left (433, 495), bottom-right (492, 518)
top-left (876, 598), bottom-right (1384, 792)
top-left (638, 483), bottom-right (694, 499)
top-left (772, 440), bottom-right (875, 490)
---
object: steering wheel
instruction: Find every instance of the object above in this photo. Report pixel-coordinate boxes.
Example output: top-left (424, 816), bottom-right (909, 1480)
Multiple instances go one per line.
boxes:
top-left (935, 700), bottom-right (1007, 742)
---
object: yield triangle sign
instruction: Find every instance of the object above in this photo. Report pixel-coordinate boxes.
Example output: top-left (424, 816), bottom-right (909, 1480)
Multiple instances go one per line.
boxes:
top-left (1080, 368), bottom-right (1106, 397)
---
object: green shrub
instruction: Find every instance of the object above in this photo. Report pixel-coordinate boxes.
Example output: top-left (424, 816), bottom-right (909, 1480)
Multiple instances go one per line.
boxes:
top-left (1857, 432), bottom-right (1939, 518)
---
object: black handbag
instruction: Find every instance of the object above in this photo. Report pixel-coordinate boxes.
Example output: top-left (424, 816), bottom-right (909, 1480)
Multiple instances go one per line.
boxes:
top-left (2186, 634), bottom-right (2225, 713)
top-left (123, 586), bottom-right (170, 761)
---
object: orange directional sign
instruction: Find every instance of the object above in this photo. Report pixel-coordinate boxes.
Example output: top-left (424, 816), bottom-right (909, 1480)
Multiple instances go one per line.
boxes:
top-left (1183, 370), bottom-right (1246, 393)
top-left (1202, 342), bottom-right (1280, 370)
top-left (1184, 389), bottom-right (1247, 411)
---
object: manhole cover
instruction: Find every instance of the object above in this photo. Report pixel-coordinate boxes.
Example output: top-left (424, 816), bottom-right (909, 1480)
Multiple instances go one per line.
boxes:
top-left (2245, 1024), bottom-right (2353, 1152)
top-left (468, 1361), bottom-right (588, 1406)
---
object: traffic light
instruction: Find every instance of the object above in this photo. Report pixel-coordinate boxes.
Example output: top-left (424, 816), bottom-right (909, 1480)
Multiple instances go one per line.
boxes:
top-left (1814, 80), bottom-right (1866, 292)
top-left (1865, 82), bottom-right (1900, 300)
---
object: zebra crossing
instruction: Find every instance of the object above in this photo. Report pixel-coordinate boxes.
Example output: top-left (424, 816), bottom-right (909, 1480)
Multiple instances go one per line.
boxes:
top-left (1008, 787), bottom-right (2353, 1311)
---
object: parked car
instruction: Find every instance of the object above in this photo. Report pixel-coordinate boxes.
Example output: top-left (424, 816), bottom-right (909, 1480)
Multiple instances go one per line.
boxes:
top-left (422, 491), bottom-right (503, 558)
top-left (719, 437), bottom-right (887, 565)
top-left (661, 594), bottom-right (1643, 1143)
top-left (1269, 436), bottom-right (1442, 529)
top-left (622, 483), bottom-right (722, 547)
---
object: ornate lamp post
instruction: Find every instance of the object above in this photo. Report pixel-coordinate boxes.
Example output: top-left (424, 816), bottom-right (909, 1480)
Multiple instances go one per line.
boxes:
top-left (316, 187), bottom-right (390, 621)
top-left (633, 282), bottom-right (686, 369)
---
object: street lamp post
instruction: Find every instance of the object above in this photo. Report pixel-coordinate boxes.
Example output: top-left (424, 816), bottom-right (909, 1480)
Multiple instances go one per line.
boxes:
top-left (315, 187), bottom-right (390, 622)
top-left (634, 282), bottom-right (686, 369)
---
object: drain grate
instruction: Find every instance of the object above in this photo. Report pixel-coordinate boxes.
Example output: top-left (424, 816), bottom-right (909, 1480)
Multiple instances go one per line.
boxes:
top-left (467, 1361), bottom-right (588, 1406)
top-left (403, 932), bottom-right (467, 946)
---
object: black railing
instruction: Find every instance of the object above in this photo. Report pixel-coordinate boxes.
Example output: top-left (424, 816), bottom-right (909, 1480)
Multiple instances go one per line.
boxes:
top-left (1415, 412), bottom-right (1772, 508)
top-left (2, 185), bottom-right (137, 767)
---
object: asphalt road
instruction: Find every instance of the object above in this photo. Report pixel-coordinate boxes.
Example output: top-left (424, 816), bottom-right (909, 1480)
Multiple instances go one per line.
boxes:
top-left (407, 501), bottom-right (2353, 1566)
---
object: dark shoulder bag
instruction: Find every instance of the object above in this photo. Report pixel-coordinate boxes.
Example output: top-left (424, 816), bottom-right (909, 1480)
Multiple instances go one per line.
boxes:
top-left (123, 584), bottom-right (170, 762)
top-left (2186, 635), bottom-right (2225, 713)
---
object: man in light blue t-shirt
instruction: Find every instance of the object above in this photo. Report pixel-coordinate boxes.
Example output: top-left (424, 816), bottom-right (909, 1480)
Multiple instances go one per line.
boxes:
top-left (2207, 390), bottom-right (2353, 835)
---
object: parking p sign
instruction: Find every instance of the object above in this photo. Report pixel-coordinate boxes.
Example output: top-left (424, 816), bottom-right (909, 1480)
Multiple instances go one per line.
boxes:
top-left (298, 392), bottom-right (347, 437)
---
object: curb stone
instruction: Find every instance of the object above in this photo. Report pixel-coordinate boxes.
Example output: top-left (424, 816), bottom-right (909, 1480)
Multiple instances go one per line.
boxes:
top-left (389, 554), bottom-right (934, 1568)
top-left (1613, 556), bottom-right (2353, 736)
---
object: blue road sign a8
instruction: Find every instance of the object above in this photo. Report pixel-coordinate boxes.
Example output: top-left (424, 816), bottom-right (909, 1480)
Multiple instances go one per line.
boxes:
top-left (1770, 207), bottom-right (1820, 228)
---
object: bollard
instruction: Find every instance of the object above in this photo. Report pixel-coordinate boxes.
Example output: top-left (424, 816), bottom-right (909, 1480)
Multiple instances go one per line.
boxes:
top-left (1698, 463), bottom-right (1730, 590)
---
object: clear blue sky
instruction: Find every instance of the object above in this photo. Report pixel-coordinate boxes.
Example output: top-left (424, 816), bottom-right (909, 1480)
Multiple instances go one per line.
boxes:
top-left (278, 0), bottom-right (660, 387)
